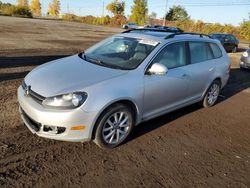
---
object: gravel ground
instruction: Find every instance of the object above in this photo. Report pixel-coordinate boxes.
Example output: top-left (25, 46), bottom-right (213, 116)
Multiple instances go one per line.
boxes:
top-left (0, 16), bottom-right (250, 188)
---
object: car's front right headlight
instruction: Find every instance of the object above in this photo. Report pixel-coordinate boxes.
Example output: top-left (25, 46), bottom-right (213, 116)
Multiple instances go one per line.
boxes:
top-left (243, 51), bottom-right (249, 57)
top-left (42, 92), bottom-right (87, 109)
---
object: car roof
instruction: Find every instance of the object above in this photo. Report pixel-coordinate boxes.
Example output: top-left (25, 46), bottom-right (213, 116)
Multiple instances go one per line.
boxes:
top-left (211, 33), bottom-right (232, 36)
top-left (117, 30), bottom-right (217, 43)
top-left (117, 31), bottom-right (170, 42)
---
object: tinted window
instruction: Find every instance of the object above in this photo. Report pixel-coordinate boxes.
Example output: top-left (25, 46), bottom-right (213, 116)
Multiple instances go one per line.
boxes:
top-left (225, 35), bottom-right (233, 41)
top-left (209, 43), bottom-right (222, 58)
top-left (229, 35), bottom-right (236, 41)
top-left (189, 42), bottom-right (213, 64)
top-left (212, 34), bottom-right (225, 39)
top-left (152, 42), bottom-right (186, 69)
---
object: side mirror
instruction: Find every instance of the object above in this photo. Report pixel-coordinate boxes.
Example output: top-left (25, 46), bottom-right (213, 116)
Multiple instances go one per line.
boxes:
top-left (148, 63), bottom-right (168, 75)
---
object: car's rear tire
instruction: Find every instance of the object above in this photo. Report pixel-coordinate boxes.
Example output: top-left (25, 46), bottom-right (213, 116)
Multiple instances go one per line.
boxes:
top-left (202, 80), bottom-right (221, 108)
top-left (93, 103), bottom-right (134, 149)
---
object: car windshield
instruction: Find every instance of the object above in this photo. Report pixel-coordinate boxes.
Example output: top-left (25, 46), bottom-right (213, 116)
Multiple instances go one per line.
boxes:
top-left (83, 36), bottom-right (158, 70)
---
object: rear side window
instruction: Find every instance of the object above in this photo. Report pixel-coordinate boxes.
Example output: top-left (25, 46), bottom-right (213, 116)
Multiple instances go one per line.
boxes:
top-left (189, 42), bottom-right (213, 64)
top-left (209, 43), bottom-right (222, 58)
top-left (229, 35), bottom-right (236, 40)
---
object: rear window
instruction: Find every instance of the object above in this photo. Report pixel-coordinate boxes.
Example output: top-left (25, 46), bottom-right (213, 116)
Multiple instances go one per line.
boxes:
top-left (212, 34), bottom-right (225, 39)
top-left (209, 43), bottom-right (222, 58)
top-left (189, 42), bottom-right (213, 64)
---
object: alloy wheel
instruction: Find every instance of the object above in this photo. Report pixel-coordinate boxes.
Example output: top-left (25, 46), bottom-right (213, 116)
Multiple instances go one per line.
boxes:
top-left (207, 83), bottom-right (220, 105)
top-left (102, 111), bottom-right (131, 144)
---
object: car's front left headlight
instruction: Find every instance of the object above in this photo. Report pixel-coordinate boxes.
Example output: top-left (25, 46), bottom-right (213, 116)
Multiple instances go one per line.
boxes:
top-left (243, 51), bottom-right (249, 57)
top-left (42, 92), bottom-right (87, 109)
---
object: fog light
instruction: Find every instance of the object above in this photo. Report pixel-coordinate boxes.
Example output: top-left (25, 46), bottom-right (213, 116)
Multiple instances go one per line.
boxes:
top-left (43, 125), bottom-right (66, 134)
top-left (71, 125), bottom-right (86, 131)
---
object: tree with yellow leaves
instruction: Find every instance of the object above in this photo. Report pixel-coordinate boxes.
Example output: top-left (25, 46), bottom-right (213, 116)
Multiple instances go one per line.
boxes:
top-left (17, 0), bottom-right (29, 7)
top-left (47, 0), bottom-right (60, 17)
top-left (30, 0), bottom-right (41, 16)
top-left (106, 0), bottom-right (125, 16)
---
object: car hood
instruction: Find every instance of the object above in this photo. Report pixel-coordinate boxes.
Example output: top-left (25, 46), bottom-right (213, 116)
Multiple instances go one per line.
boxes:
top-left (24, 54), bottom-right (128, 97)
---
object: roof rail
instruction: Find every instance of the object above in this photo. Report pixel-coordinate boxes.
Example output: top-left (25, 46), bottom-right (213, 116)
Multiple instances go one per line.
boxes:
top-left (165, 32), bottom-right (212, 39)
top-left (122, 28), bottom-right (180, 34)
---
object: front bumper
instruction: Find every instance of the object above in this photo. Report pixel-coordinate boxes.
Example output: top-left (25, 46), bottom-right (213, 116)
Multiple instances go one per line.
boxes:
top-left (17, 86), bottom-right (98, 142)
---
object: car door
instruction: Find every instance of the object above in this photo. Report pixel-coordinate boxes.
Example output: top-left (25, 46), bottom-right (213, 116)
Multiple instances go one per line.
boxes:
top-left (143, 42), bottom-right (190, 119)
top-left (184, 41), bottom-right (216, 100)
top-left (224, 35), bottom-right (232, 51)
top-left (229, 35), bottom-right (238, 48)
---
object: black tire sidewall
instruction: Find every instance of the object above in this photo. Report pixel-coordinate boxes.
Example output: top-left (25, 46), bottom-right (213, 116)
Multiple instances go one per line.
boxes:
top-left (94, 104), bottom-right (134, 149)
top-left (232, 46), bottom-right (237, 53)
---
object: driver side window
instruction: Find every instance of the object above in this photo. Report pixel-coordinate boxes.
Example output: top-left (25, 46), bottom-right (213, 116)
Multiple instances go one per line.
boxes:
top-left (151, 42), bottom-right (187, 69)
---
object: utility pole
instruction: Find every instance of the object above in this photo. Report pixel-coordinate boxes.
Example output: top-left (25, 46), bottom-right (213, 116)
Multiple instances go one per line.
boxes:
top-left (102, 0), bottom-right (105, 17)
top-left (79, 8), bottom-right (81, 16)
top-left (163, 0), bottom-right (168, 26)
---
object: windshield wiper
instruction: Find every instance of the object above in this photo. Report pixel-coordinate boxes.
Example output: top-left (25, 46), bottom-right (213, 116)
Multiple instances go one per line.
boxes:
top-left (79, 52), bottom-right (127, 70)
top-left (79, 51), bottom-right (86, 60)
top-left (79, 52), bottom-right (103, 65)
top-left (87, 57), bottom-right (103, 65)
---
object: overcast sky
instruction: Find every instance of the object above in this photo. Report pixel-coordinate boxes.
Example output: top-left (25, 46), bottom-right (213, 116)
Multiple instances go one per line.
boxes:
top-left (2, 0), bottom-right (250, 26)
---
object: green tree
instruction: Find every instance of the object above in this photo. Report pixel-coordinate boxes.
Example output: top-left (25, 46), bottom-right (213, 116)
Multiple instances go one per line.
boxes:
top-left (239, 13), bottom-right (250, 41)
top-left (17, 0), bottom-right (28, 7)
top-left (106, 0), bottom-right (125, 16)
top-left (149, 12), bottom-right (157, 19)
top-left (47, 0), bottom-right (60, 17)
top-left (130, 0), bottom-right (148, 25)
top-left (30, 0), bottom-right (41, 16)
top-left (165, 5), bottom-right (189, 21)
top-left (147, 11), bottom-right (157, 24)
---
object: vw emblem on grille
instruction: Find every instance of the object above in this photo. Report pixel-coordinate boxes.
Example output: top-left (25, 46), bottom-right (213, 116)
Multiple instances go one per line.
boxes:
top-left (24, 85), bottom-right (31, 96)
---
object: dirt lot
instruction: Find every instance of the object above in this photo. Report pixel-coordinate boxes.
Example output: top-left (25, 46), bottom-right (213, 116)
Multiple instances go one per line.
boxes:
top-left (0, 16), bottom-right (250, 188)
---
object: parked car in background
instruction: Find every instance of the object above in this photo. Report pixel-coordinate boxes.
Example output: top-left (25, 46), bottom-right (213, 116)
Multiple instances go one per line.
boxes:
top-left (18, 29), bottom-right (231, 149)
top-left (122, 22), bottom-right (138, 29)
top-left (210, 33), bottom-right (239, 53)
top-left (240, 47), bottom-right (250, 70)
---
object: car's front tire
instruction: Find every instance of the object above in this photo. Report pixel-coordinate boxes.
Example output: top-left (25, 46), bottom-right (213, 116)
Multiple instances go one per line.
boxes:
top-left (202, 80), bottom-right (221, 108)
top-left (93, 103), bottom-right (134, 149)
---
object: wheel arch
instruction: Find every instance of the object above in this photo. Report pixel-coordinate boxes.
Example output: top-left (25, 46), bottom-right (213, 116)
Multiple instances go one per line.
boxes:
top-left (90, 99), bottom-right (140, 140)
top-left (202, 77), bottom-right (222, 99)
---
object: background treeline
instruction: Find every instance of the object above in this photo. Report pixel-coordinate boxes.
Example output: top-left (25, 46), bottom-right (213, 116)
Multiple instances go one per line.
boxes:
top-left (0, 1), bottom-right (32, 17)
top-left (169, 19), bottom-right (250, 42)
top-left (0, 0), bottom-right (59, 17)
top-left (62, 13), bottom-right (250, 41)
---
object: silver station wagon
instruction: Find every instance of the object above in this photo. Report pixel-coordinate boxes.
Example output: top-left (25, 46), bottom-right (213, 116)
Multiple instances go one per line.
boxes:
top-left (18, 29), bottom-right (231, 149)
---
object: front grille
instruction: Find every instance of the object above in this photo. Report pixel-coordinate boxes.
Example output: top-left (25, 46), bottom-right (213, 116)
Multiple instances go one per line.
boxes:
top-left (22, 81), bottom-right (45, 104)
top-left (20, 107), bottom-right (41, 132)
